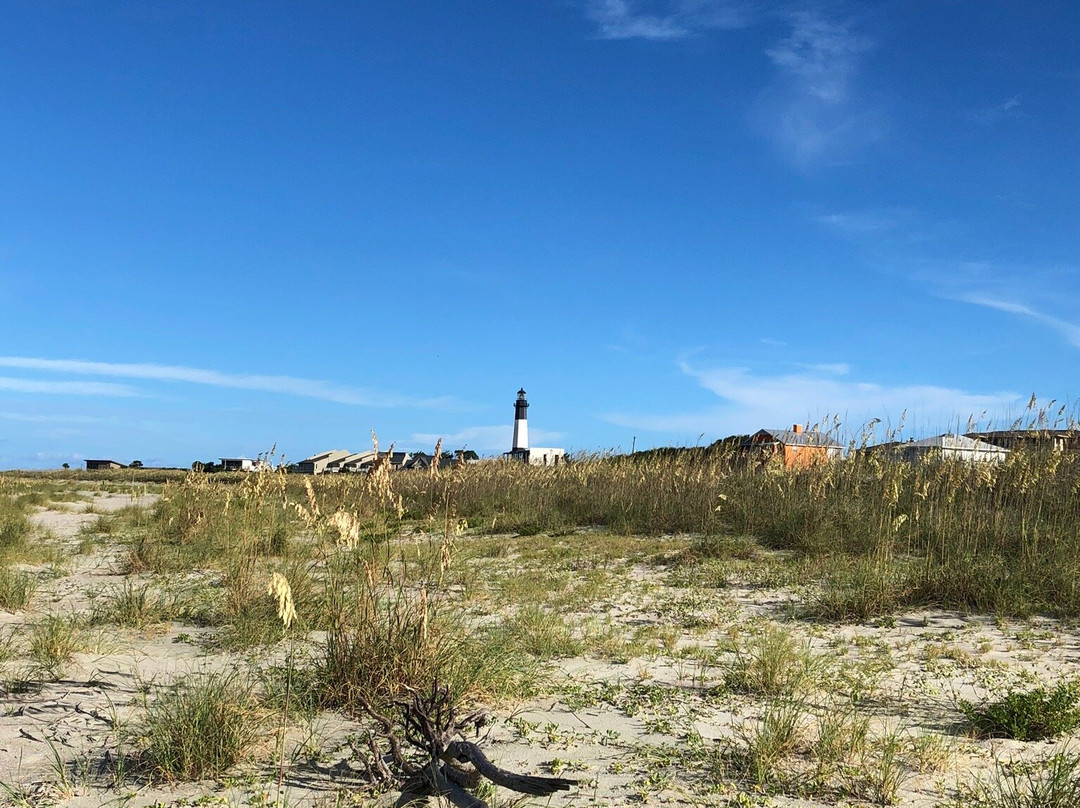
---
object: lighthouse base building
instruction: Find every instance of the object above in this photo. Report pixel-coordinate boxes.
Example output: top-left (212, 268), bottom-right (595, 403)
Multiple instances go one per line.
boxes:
top-left (503, 388), bottom-right (566, 466)
top-left (505, 446), bottom-right (566, 466)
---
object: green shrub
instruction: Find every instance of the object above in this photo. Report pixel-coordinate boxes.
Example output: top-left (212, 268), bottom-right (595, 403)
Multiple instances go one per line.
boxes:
top-left (140, 671), bottom-right (261, 780)
top-left (961, 682), bottom-right (1080, 741)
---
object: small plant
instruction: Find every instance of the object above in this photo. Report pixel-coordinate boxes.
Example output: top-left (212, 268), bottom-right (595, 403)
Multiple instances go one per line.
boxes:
top-left (725, 624), bottom-right (821, 697)
top-left (139, 670), bottom-right (261, 780)
top-left (92, 580), bottom-right (172, 629)
top-left (962, 749), bottom-right (1080, 808)
top-left (864, 723), bottom-right (910, 806)
top-left (0, 566), bottom-right (35, 610)
top-left (30, 614), bottom-right (85, 677)
top-left (812, 703), bottom-right (870, 767)
top-left (499, 604), bottom-right (584, 659)
top-left (728, 698), bottom-right (808, 787)
top-left (961, 682), bottom-right (1080, 741)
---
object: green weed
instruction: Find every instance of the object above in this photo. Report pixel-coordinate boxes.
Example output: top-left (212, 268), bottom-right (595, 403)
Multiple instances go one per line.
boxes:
top-left (961, 682), bottom-right (1080, 741)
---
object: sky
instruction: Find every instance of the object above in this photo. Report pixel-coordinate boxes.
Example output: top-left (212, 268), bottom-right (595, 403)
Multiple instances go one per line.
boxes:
top-left (1, 1), bottom-right (1079, 468)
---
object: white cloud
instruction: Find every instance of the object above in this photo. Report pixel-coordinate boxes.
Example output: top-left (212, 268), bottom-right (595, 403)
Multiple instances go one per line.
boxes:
top-left (0, 377), bottom-right (138, 396)
top-left (586, 0), bottom-right (747, 40)
top-left (755, 10), bottom-right (882, 166)
top-left (0, 356), bottom-right (453, 408)
top-left (410, 425), bottom-right (566, 454)
top-left (605, 361), bottom-right (1021, 439)
top-left (766, 11), bottom-right (869, 103)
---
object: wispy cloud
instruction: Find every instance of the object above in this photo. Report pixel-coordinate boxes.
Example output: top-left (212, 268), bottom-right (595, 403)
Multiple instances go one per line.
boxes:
top-left (606, 360), bottom-right (1021, 438)
top-left (755, 10), bottom-right (882, 166)
top-left (958, 294), bottom-right (1080, 349)
top-left (795, 362), bottom-right (850, 375)
top-left (0, 356), bottom-right (453, 408)
top-left (916, 261), bottom-right (1080, 351)
top-left (0, 411), bottom-right (108, 424)
top-left (967, 95), bottom-right (1022, 126)
top-left (585, 0), bottom-right (747, 41)
top-left (410, 425), bottom-right (566, 454)
top-left (817, 208), bottom-right (906, 234)
top-left (0, 376), bottom-right (138, 397)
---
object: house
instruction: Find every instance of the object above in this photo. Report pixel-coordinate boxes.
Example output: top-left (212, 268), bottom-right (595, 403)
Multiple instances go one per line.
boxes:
top-left (387, 451), bottom-right (411, 470)
top-left (404, 453), bottom-right (457, 471)
top-left (404, 453), bottom-right (432, 470)
top-left (328, 451), bottom-right (377, 473)
top-left (85, 459), bottom-right (126, 470)
top-left (738, 425), bottom-right (843, 469)
top-left (297, 449), bottom-right (352, 475)
top-left (889, 434), bottom-right (1009, 463)
top-left (219, 457), bottom-right (268, 472)
top-left (965, 429), bottom-right (1080, 454)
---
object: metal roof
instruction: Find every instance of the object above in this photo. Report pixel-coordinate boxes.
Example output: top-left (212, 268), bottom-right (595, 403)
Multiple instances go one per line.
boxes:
top-left (743, 429), bottom-right (843, 448)
top-left (903, 434), bottom-right (1007, 451)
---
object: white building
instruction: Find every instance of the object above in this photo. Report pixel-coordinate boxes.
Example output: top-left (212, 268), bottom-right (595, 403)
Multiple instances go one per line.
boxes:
top-left (219, 457), bottom-right (269, 472)
top-left (896, 434), bottom-right (1009, 463)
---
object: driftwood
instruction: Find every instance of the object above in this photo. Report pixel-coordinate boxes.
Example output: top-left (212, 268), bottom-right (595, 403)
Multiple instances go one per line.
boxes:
top-left (350, 680), bottom-right (576, 808)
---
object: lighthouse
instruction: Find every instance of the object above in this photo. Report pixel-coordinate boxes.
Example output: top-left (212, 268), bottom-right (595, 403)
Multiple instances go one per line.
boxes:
top-left (512, 388), bottom-right (529, 451)
top-left (504, 388), bottom-right (566, 466)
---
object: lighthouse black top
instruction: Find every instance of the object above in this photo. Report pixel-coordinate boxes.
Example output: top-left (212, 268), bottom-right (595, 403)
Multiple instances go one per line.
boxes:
top-left (515, 389), bottom-right (529, 421)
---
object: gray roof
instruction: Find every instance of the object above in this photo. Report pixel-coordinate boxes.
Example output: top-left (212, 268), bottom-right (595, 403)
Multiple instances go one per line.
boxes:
top-left (301, 449), bottom-right (351, 464)
top-left (335, 451), bottom-right (376, 466)
top-left (744, 428), bottom-right (843, 449)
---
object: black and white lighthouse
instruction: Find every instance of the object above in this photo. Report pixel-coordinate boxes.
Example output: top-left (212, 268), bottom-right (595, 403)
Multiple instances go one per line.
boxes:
top-left (504, 389), bottom-right (566, 465)
top-left (512, 388), bottom-right (529, 451)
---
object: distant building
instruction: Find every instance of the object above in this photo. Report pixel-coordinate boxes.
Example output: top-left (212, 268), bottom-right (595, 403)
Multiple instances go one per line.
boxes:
top-left (507, 446), bottom-right (566, 466)
top-left (329, 451), bottom-right (377, 473)
top-left (404, 453), bottom-right (457, 471)
top-left (85, 459), bottom-right (126, 470)
top-left (386, 451), bottom-right (412, 470)
top-left (297, 449), bottom-right (351, 475)
top-left (965, 429), bottom-right (1080, 454)
top-left (739, 425), bottom-right (843, 469)
top-left (219, 457), bottom-right (268, 472)
top-left (503, 388), bottom-right (566, 465)
top-left (889, 434), bottom-right (1009, 463)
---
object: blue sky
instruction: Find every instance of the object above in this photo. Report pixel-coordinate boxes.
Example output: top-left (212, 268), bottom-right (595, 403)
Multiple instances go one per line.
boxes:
top-left (2, 1), bottom-right (1078, 468)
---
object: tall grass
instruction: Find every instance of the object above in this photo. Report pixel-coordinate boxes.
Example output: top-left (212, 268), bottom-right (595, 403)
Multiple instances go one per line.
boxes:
top-left (0, 492), bottom-right (31, 556)
top-left (113, 422), bottom-right (1080, 627)
top-left (388, 443), bottom-right (1080, 618)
